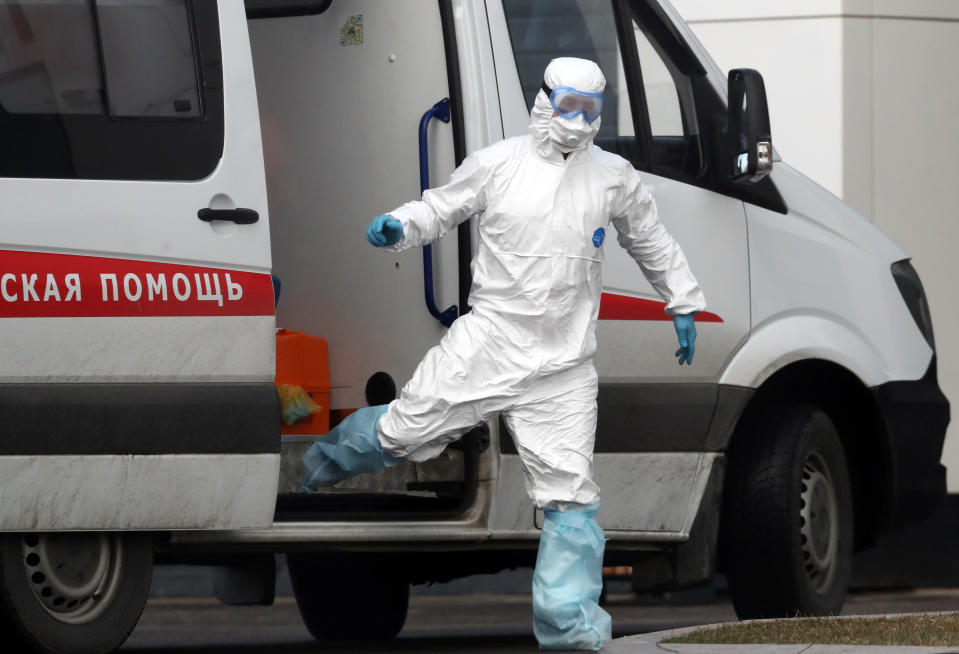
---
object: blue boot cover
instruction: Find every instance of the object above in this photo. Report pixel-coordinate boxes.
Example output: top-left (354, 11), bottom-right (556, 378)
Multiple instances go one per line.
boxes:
top-left (532, 504), bottom-right (612, 651)
top-left (300, 405), bottom-right (402, 491)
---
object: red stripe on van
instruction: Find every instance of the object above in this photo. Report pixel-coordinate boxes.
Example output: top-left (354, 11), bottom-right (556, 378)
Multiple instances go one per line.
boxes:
top-left (0, 250), bottom-right (274, 318)
top-left (599, 292), bottom-right (723, 322)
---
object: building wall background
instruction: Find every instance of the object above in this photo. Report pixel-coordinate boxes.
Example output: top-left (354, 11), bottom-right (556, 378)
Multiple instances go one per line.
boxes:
top-left (670, 0), bottom-right (959, 492)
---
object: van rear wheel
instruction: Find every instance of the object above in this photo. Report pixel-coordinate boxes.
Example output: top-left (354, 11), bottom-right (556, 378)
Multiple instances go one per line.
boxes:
top-left (287, 552), bottom-right (408, 641)
top-left (723, 403), bottom-right (853, 619)
top-left (0, 532), bottom-right (152, 654)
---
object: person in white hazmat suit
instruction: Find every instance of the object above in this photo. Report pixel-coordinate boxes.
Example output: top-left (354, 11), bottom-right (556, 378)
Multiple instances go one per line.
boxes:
top-left (302, 57), bottom-right (706, 651)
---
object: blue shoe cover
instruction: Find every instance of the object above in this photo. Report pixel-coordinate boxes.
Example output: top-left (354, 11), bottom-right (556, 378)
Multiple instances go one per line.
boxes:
top-left (532, 504), bottom-right (612, 651)
top-left (300, 405), bottom-right (402, 491)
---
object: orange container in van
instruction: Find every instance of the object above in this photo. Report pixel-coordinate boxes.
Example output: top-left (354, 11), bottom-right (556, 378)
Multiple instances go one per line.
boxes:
top-left (275, 329), bottom-right (331, 434)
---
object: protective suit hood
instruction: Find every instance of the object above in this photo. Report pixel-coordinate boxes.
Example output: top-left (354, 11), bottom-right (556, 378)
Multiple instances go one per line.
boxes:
top-left (530, 57), bottom-right (606, 159)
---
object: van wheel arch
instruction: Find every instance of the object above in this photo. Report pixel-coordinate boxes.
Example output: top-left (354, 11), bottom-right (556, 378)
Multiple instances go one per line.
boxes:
top-left (720, 359), bottom-right (892, 558)
top-left (721, 402), bottom-right (853, 617)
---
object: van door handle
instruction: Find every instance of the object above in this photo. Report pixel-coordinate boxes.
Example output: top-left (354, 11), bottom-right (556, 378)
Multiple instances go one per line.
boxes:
top-left (418, 98), bottom-right (458, 328)
top-left (197, 208), bottom-right (259, 224)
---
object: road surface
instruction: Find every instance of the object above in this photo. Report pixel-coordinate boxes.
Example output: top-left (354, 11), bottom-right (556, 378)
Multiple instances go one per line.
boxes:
top-left (122, 589), bottom-right (959, 653)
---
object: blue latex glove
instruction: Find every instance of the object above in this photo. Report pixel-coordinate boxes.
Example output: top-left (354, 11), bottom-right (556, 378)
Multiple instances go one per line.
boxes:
top-left (366, 214), bottom-right (404, 247)
top-left (673, 313), bottom-right (697, 366)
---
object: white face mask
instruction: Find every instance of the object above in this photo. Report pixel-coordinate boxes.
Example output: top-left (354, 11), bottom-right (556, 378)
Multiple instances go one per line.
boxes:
top-left (548, 114), bottom-right (600, 153)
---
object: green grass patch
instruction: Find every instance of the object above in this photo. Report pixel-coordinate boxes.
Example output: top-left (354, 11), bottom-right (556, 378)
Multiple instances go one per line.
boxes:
top-left (663, 613), bottom-right (959, 647)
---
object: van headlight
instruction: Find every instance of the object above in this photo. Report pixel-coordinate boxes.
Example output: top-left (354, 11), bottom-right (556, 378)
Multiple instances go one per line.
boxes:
top-left (891, 260), bottom-right (935, 349)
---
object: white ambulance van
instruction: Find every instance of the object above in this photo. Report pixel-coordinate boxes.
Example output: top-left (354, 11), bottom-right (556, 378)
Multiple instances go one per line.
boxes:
top-left (0, 0), bottom-right (948, 651)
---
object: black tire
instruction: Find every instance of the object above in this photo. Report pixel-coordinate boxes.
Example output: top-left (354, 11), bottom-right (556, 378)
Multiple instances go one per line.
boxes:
top-left (0, 532), bottom-right (153, 654)
top-left (723, 403), bottom-right (853, 619)
top-left (287, 552), bottom-right (409, 641)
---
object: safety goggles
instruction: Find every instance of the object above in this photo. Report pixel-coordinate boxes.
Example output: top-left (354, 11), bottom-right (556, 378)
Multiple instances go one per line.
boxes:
top-left (542, 82), bottom-right (604, 124)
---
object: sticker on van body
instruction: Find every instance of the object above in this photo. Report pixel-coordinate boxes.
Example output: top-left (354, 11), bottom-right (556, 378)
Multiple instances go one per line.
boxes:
top-left (598, 293), bottom-right (724, 322)
top-left (340, 15), bottom-right (364, 46)
top-left (0, 250), bottom-right (274, 318)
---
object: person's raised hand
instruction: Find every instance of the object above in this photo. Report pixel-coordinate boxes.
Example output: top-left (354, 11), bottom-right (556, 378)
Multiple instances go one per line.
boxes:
top-left (366, 214), bottom-right (404, 247)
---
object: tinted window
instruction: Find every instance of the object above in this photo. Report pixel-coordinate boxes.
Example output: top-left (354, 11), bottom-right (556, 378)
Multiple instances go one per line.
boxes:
top-left (502, 0), bottom-right (705, 178)
top-left (0, 0), bottom-right (222, 180)
top-left (632, 19), bottom-right (683, 137)
top-left (624, 8), bottom-right (703, 177)
top-left (0, 1), bottom-right (102, 114)
top-left (97, 0), bottom-right (201, 118)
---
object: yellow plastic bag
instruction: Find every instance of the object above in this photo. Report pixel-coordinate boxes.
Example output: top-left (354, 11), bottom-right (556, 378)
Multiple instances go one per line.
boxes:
top-left (277, 384), bottom-right (322, 426)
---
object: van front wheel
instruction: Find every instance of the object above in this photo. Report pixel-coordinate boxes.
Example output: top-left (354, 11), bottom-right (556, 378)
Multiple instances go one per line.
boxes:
top-left (287, 552), bottom-right (408, 641)
top-left (0, 532), bottom-right (153, 654)
top-left (723, 404), bottom-right (853, 619)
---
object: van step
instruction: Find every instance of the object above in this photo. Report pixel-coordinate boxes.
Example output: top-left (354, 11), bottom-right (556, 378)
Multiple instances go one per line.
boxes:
top-left (278, 436), bottom-right (464, 495)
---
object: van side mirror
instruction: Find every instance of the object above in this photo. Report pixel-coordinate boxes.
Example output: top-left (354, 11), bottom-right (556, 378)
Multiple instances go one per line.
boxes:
top-left (728, 69), bottom-right (773, 183)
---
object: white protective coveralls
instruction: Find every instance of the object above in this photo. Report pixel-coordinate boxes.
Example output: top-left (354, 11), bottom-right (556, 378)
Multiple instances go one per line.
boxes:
top-left (375, 57), bottom-right (706, 508)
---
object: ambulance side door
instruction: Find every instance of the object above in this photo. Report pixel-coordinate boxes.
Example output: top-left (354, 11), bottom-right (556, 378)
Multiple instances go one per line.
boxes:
top-left (0, 0), bottom-right (278, 531)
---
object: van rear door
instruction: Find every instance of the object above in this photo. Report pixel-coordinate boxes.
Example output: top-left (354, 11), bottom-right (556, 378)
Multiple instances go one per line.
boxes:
top-left (0, 0), bottom-right (278, 530)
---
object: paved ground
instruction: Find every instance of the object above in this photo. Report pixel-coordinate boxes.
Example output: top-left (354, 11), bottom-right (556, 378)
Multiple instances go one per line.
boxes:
top-left (122, 589), bottom-right (959, 653)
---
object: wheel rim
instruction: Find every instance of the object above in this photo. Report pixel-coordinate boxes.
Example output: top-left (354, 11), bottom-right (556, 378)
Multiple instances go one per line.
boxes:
top-left (799, 450), bottom-right (839, 594)
top-left (22, 533), bottom-right (124, 625)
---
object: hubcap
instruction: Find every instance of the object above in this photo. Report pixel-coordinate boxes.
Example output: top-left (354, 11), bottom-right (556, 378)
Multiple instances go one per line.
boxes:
top-left (799, 451), bottom-right (839, 594)
top-left (22, 533), bottom-right (124, 624)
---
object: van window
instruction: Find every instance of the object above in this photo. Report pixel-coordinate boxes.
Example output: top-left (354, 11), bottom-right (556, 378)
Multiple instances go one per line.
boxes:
top-left (632, 19), bottom-right (683, 137)
top-left (0, 0), bottom-right (222, 180)
top-left (502, 0), bottom-right (705, 178)
top-left (623, 7), bottom-right (702, 177)
top-left (502, 0), bottom-right (640, 161)
top-left (97, 0), bottom-right (201, 118)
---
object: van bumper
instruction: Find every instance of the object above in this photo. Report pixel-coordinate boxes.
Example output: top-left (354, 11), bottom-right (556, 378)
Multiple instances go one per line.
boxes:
top-left (872, 356), bottom-right (950, 528)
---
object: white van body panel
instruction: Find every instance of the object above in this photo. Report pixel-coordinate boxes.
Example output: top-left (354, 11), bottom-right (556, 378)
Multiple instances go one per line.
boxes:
top-left (0, 1), bottom-right (279, 531)
top-left (720, 314), bottom-right (891, 389)
top-left (597, 171), bottom-right (749, 382)
top-left (0, 316), bottom-right (274, 383)
top-left (0, 454), bottom-right (278, 531)
top-left (720, 163), bottom-right (932, 389)
top-left (490, 452), bottom-right (716, 539)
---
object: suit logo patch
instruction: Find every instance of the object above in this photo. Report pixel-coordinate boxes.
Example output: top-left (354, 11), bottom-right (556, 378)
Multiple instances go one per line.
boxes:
top-left (592, 227), bottom-right (606, 248)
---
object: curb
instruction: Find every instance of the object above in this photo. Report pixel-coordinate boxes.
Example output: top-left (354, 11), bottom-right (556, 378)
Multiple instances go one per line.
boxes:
top-left (602, 612), bottom-right (959, 653)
